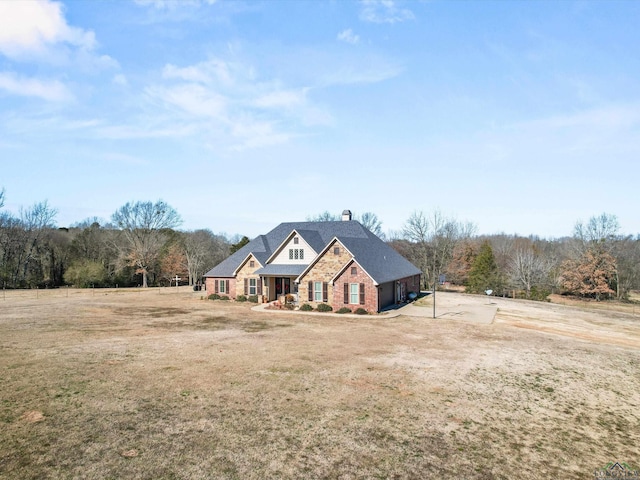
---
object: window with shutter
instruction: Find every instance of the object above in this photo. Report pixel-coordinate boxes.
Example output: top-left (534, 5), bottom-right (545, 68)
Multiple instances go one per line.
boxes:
top-left (244, 278), bottom-right (248, 295)
top-left (225, 280), bottom-right (229, 294)
top-left (344, 283), bottom-right (349, 304)
top-left (349, 283), bottom-right (358, 304)
top-left (215, 280), bottom-right (219, 293)
top-left (360, 283), bottom-right (365, 305)
top-left (322, 282), bottom-right (328, 303)
top-left (308, 281), bottom-right (313, 302)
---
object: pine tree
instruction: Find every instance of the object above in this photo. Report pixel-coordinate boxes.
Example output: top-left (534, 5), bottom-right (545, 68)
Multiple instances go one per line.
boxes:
top-left (466, 241), bottom-right (502, 295)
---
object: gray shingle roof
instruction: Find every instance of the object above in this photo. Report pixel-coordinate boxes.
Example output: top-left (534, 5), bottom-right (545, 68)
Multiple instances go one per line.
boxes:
top-left (254, 264), bottom-right (307, 276)
top-left (203, 220), bottom-right (421, 284)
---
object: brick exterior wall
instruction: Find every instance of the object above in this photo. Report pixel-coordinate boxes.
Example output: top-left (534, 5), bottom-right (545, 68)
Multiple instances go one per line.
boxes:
top-left (396, 274), bottom-right (421, 302)
top-left (332, 261), bottom-right (378, 313)
top-left (204, 277), bottom-right (237, 298)
top-left (298, 239), bottom-right (352, 309)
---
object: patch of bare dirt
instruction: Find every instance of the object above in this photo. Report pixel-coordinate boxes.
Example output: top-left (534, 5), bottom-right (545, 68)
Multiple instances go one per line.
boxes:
top-left (19, 411), bottom-right (45, 423)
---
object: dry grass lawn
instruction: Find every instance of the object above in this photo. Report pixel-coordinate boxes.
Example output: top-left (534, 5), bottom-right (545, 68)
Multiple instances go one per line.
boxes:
top-left (1, 287), bottom-right (639, 479)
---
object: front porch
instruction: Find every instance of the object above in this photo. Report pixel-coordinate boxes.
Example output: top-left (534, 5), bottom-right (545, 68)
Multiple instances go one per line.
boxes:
top-left (263, 276), bottom-right (299, 303)
top-left (254, 264), bottom-right (306, 303)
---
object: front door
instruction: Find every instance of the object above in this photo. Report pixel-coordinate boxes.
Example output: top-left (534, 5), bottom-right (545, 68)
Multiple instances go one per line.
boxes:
top-left (274, 277), bottom-right (291, 297)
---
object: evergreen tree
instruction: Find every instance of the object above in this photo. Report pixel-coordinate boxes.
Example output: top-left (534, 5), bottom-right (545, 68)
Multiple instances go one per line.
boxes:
top-left (466, 241), bottom-right (502, 295)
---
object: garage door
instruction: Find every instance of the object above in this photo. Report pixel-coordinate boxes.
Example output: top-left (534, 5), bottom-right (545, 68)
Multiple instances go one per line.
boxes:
top-left (378, 281), bottom-right (395, 310)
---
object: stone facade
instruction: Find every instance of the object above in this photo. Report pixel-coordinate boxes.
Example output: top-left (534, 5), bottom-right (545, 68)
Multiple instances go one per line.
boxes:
top-left (298, 239), bottom-right (352, 309)
top-left (234, 254), bottom-right (262, 297)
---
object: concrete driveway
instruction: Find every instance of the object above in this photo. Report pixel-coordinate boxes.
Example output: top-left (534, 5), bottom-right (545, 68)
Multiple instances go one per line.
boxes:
top-left (394, 291), bottom-right (498, 325)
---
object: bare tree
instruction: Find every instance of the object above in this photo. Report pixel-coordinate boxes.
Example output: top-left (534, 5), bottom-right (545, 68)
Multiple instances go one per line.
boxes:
top-left (306, 211), bottom-right (340, 222)
top-left (19, 201), bottom-right (58, 286)
top-left (357, 212), bottom-right (384, 238)
top-left (182, 230), bottom-right (230, 286)
top-left (402, 210), bottom-right (476, 290)
top-left (402, 211), bottom-right (431, 289)
top-left (508, 245), bottom-right (552, 298)
top-left (111, 200), bottom-right (182, 288)
top-left (613, 235), bottom-right (640, 299)
top-left (0, 188), bottom-right (4, 209)
top-left (574, 213), bottom-right (620, 245)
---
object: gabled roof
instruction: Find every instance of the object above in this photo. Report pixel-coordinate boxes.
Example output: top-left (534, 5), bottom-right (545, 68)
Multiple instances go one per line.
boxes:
top-left (203, 220), bottom-right (421, 284)
top-left (264, 228), bottom-right (322, 264)
top-left (232, 252), bottom-right (263, 276)
top-left (338, 232), bottom-right (421, 284)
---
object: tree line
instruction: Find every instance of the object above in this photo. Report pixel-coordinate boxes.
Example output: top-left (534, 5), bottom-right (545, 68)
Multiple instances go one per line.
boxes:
top-left (308, 209), bottom-right (639, 301)
top-left (389, 210), bottom-right (640, 302)
top-left (1, 191), bottom-right (638, 301)
top-left (0, 193), bottom-right (232, 289)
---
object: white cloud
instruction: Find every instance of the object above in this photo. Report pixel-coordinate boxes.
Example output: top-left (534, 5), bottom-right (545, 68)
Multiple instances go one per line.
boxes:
top-left (162, 59), bottom-right (233, 85)
top-left (359, 0), bottom-right (414, 24)
top-left (0, 0), bottom-right (96, 59)
top-left (146, 57), bottom-right (328, 149)
top-left (337, 29), bottom-right (360, 45)
top-left (112, 74), bottom-right (128, 86)
top-left (135, 0), bottom-right (217, 9)
top-left (253, 89), bottom-right (307, 109)
top-left (146, 83), bottom-right (227, 118)
top-left (520, 104), bottom-right (640, 131)
top-left (0, 71), bottom-right (73, 102)
top-left (319, 61), bottom-right (403, 86)
top-left (229, 118), bottom-right (293, 150)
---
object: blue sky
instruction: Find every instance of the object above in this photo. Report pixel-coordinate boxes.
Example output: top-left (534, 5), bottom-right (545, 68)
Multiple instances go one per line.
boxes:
top-left (1, 0), bottom-right (638, 239)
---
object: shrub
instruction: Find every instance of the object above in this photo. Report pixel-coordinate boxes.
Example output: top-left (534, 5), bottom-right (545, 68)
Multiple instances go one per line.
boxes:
top-left (236, 295), bottom-right (247, 302)
top-left (300, 303), bottom-right (313, 311)
top-left (247, 295), bottom-right (259, 303)
top-left (219, 295), bottom-right (229, 301)
top-left (354, 308), bottom-right (368, 315)
top-left (208, 293), bottom-right (220, 300)
top-left (316, 303), bottom-right (333, 312)
top-left (336, 307), bottom-right (352, 314)
top-left (529, 286), bottom-right (551, 302)
top-left (63, 260), bottom-right (108, 288)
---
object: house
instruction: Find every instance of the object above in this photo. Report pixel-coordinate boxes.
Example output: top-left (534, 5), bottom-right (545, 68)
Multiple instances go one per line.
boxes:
top-left (203, 210), bottom-right (422, 313)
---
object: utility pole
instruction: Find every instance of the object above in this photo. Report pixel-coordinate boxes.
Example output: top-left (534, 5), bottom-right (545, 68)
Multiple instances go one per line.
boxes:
top-left (433, 274), bottom-right (436, 319)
